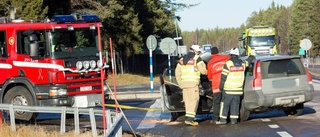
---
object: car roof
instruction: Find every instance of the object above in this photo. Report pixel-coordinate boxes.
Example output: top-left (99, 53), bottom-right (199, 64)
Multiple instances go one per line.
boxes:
top-left (240, 55), bottom-right (301, 62)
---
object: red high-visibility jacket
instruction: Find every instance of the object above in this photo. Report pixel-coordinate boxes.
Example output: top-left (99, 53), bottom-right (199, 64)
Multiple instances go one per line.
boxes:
top-left (207, 54), bottom-right (230, 93)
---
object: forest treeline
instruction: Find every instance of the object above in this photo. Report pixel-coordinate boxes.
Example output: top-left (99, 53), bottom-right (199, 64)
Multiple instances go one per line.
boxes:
top-left (183, 0), bottom-right (320, 57)
top-left (0, 0), bottom-right (319, 58)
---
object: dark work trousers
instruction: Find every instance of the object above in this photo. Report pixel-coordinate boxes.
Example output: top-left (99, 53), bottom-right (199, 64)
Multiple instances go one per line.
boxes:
top-left (220, 90), bottom-right (240, 123)
top-left (212, 92), bottom-right (222, 121)
top-left (200, 81), bottom-right (212, 96)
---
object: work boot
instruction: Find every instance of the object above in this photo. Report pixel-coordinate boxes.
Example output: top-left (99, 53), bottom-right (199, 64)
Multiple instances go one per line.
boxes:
top-left (185, 120), bottom-right (199, 126)
top-left (185, 117), bottom-right (198, 126)
top-left (231, 121), bottom-right (237, 124)
top-left (231, 119), bottom-right (237, 124)
top-left (215, 119), bottom-right (227, 125)
top-left (210, 118), bottom-right (218, 125)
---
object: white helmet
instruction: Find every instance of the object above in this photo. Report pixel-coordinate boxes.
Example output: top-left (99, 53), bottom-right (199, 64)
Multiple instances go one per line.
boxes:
top-left (191, 45), bottom-right (202, 52)
top-left (230, 47), bottom-right (239, 56)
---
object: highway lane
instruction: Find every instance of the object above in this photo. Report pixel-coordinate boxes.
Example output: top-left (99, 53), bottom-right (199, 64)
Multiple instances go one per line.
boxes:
top-left (116, 81), bottom-right (320, 137)
top-left (4, 80), bottom-right (319, 136)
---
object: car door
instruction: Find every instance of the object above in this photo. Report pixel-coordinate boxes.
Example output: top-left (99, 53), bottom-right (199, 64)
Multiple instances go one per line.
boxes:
top-left (159, 68), bottom-right (185, 112)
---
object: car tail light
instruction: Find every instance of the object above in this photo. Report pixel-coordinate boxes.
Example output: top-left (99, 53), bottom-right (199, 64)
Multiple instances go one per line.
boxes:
top-left (305, 67), bottom-right (313, 84)
top-left (252, 60), bottom-right (262, 90)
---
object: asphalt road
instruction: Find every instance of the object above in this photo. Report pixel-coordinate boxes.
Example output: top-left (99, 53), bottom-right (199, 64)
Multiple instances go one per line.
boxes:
top-left (114, 81), bottom-right (320, 137)
top-left (108, 83), bottom-right (161, 100)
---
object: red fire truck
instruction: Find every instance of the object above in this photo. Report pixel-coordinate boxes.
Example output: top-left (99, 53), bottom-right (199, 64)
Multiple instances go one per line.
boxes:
top-left (0, 14), bottom-right (108, 121)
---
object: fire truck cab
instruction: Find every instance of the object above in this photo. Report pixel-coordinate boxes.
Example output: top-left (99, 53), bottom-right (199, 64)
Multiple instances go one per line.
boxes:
top-left (0, 14), bottom-right (108, 121)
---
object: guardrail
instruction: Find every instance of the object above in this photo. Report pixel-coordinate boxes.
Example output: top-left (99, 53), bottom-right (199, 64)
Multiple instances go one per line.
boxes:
top-left (0, 104), bottom-right (123, 137)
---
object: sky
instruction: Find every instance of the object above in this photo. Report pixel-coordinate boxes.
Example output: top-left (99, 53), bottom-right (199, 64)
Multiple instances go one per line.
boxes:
top-left (176, 0), bottom-right (293, 31)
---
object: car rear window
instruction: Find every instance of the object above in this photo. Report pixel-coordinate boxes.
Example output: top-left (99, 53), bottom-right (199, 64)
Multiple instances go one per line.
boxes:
top-left (260, 58), bottom-right (306, 79)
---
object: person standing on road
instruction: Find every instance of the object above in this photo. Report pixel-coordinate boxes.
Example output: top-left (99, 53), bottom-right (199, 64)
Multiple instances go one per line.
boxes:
top-left (217, 47), bottom-right (255, 124)
top-left (190, 44), bottom-right (202, 55)
top-left (190, 45), bottom-right (207, 76)
top-left (207, 47), bottom-right (230, 124)
top-left (175, 51), bottom-right (207, 126)
top-left (190, 44), bottom-right (211, 102)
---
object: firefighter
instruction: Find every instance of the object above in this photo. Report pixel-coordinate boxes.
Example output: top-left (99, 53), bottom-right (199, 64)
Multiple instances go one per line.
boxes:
top-left (175, 51), bottom-right (207, 126)
top-left (190, 45), bottom-right (206, 75)
top-left (190, 44), bottom-right (210, 100)
top-left (216, 47), bottom-right (255, 124)
top-left (206, 47), bottom-right (230, 124)
top-left (190, 44), bottom-right (202, 57)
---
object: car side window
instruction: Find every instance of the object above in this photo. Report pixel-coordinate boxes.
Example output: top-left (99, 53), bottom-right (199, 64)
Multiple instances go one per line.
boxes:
top-left (246, 63), bottom-right (254, 76)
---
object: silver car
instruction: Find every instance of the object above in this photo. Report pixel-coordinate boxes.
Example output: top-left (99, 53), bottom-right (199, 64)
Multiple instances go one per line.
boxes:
top-left (160, 54), bottom-right (315, 121)
top-left (240, 55), bottom-right (314, 121)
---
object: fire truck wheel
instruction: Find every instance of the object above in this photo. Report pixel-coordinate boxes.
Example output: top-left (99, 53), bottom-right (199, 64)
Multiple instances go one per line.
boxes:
top-left (4, 86), bottom-right (38, 121)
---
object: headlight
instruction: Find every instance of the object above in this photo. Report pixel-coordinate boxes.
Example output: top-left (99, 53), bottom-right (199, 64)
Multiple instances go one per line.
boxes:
top-left (97, 60), bottom-right (103, 68)
top-left (90, 60), bottom-right (96, 68)
top-left (90, 25), bottom-right (96, 30)
top-left (67, 26), bottom-right (74, 31)
top-left (83, 61), bottom-right (90, 70)
top-left (49, 88), bottom-right (67, 97)
top-left (76, 61), bottom-right (83, 70)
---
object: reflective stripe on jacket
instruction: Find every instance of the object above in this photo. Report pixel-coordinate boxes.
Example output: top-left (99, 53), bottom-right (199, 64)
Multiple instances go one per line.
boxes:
top-left (180, 58), bottom-right (200, 82)
top-left (222, 60), bottom-right (246, 94)
top-left (194, 54), bottom-right (208, 75)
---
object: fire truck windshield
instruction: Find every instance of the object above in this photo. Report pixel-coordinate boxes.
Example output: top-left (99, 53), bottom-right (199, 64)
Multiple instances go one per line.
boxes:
top-left (49, 28), bottom-right (99, 59)
top-left (248, 36), bottom-right (275, 47)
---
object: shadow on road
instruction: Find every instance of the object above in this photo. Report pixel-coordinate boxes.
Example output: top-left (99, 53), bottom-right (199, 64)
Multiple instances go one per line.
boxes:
top-left (248, 106), bottom-right (316, 121)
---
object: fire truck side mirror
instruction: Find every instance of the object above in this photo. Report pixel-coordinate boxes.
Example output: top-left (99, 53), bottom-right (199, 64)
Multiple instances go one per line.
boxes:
top-left (29, 42), bottom-right (39, 59)
top-left (28, 34), bottom-right (39, 59)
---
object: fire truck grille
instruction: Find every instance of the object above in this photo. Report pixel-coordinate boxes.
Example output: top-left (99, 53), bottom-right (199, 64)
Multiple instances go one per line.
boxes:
top-left (62, 72), bottom-right (105, 94)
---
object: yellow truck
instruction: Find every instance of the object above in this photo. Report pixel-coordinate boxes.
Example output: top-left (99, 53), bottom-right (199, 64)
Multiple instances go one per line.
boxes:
top-left (239, 26), bottom-right (279, 56)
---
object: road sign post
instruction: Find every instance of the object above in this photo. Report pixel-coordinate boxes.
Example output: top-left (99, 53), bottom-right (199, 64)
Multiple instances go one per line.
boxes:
top-left (174, 37), bottom-right (182, 57)
top-left (146, 35), bottom-right (157, 92)
top-left (300, 39), bottom-right (312, 67)
top-left (159, 38), bottom-right (177, 82)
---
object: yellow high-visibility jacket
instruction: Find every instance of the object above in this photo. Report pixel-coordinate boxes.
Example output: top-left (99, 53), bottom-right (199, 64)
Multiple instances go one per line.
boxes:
top-left (175, 55), bottom-right (207, 88)
top-left (221, 57), bottom-right (248, 95)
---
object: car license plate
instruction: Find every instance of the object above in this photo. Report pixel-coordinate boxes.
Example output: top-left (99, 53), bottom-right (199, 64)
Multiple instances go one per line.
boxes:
top-left (80, 86), bottom-right (92, 91)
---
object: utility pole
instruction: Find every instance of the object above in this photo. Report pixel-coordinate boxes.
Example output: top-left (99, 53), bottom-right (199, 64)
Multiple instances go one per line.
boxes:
top-left (174, 17), bottom-right (182, 56)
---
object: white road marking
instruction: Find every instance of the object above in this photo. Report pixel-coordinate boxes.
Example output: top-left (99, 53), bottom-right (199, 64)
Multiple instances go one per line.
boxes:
top-left (269, 124), bottom-right (279, 128)
top-left (261, 118), bottom-right (271, 122)
top-left (136, 99), bottom-right (162, 129)
top-left (277, 131), bottom-right (293, 137)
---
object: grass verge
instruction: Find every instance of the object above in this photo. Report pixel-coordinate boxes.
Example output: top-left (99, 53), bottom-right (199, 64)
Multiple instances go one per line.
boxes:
top-left (106, 73), bottom-right (160, 86)
top-left (0, 122), bottom-right (92, 137)
top-left (1, 73), bottom-right (161, 136)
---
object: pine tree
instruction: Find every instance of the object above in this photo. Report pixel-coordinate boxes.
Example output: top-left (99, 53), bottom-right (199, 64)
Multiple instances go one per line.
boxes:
top-left (289, 0), bottom-right (314, 55)
top-left (12, 0), bottom-right (48, 20)
top-left (309, 0), bottom-right (320, 57)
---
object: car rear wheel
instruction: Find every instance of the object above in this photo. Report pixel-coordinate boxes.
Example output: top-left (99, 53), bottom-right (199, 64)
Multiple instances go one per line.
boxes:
top-left (4, 86), bottom-right (38, 121)
top-left (283, 103), bottom-right (304, 116)
top-left (239, 100), bottom-right (250, 122)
